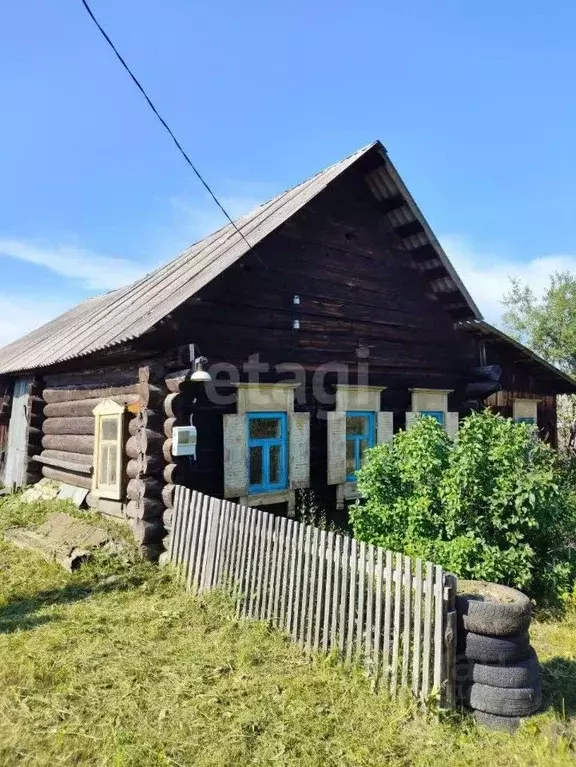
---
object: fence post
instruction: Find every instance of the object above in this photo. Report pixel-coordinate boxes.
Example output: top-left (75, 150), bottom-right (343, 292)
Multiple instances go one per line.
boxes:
top-left (200, 497), bottom-right (221, 592)
top-left (442, 572), bottom-right (458, 708)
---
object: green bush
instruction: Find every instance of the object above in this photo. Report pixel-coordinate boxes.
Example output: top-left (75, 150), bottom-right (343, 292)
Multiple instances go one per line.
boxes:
top-left (350, 410), bottom-right (576, 604)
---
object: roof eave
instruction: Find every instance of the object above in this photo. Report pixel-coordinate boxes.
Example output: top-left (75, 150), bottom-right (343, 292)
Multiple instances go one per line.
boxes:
top-left (459, 320), bottom-right (576, 393)
top-left (381, 150), bottom-right (482, 321)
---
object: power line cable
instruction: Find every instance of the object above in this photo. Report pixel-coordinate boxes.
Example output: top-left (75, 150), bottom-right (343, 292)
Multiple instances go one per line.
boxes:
top-left (79, 0), bottom-right (255, 253)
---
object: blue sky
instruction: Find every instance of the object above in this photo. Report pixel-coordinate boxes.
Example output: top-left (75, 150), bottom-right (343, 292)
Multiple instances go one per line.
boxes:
top-left (1, 0), bottom-right (576, 345)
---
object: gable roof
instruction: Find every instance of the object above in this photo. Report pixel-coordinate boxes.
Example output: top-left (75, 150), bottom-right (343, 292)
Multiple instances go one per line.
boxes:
top-left (0, 140), bottom-right (481, 375)
top-left (458, 320), bottom-right (576, 394)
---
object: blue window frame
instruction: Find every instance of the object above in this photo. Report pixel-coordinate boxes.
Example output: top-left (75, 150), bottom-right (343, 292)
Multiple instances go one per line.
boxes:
top-left (346, 411), bottom-right (375, 482)
top-left (515, 416), bottom-right (536, 425)
top-left (420, 410), bottom-right (445, 425)
top-left (247, 412), bottom-right (288, 493)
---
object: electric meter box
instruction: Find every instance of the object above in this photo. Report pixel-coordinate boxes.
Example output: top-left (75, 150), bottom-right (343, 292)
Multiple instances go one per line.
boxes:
top-left (172, 425), bottom-right (197, 457)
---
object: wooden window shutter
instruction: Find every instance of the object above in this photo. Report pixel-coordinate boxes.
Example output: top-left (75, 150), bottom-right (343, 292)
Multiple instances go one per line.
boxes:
top-left (289, 412), bottom-right (310, 489)
top-left (223, 414), bottom-right (248, 498)
top-left (405, 412), bottom-right (419, 431)
top-left (446, 412), bottom-right (460, 441)
top-left (377, 412), bottom-right (394, 444)
top-left (327, 411), bottom-right (346, 485)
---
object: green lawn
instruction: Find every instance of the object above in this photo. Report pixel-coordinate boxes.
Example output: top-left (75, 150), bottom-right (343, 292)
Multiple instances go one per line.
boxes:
top-left (0, 498), bottom-right (574, 766)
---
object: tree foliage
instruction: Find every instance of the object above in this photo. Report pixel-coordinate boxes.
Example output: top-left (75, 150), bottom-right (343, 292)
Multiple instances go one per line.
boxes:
top-left (503, 271), bottom-right (576, 452)
top-left (350, 412), bottom-right (576, 604)
top-left (503, 271), bottom-right (576, 375)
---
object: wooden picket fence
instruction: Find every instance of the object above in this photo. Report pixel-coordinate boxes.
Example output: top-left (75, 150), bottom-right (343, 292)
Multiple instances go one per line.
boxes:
top-left (167, 486), bottom-right (457, 706)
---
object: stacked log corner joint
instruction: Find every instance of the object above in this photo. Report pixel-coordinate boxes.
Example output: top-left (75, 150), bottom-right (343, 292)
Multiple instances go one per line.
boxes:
top-left (26, 378), bottom-right (45, 486)
top-left (123, 366), bottom-right (168, 559)
top-left (161, 373), bottom-right (191, 558)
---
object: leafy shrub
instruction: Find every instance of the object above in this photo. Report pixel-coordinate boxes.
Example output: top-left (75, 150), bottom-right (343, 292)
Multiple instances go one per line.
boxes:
top-left (350, 411), bottom-right (576, 604)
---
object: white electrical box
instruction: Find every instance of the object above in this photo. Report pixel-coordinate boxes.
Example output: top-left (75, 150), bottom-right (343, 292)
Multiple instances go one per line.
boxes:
top-left (172, 425), bottom-right (197, 457)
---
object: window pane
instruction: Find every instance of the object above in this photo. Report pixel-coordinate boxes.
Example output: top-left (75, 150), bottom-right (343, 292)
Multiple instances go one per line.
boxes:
top-left (108, 444), bottom-right (118, 485)
top-left (101, 416), bottom-right (118, 441)
top-left (358, 438), bottom-right (370, 467)
top-left (269, 444), bottom-right (281, 485)
top-left (346, 439), bottom-right (356, 477)
top-left (100, 443), bottom-right (109, 484)
top-left (249, 446), bottom-right (263, 486)
top-left (346, 415), bottom-right (368, 437)
top-left (249, 417), bottom-right (280, 440)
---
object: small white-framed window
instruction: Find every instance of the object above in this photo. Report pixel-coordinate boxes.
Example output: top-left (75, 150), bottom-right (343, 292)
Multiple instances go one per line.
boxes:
top-left (92, 399), bottom-right (125, 500)
top-left (513, 399), bottom-right (538, 425)
top-left (326, 386), bottom-right (390, 496)
top-left (406, 389), bottom-right (459, 440)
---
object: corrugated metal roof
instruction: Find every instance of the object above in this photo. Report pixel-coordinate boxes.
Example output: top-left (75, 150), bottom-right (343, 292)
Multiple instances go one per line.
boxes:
top-left (458, 320), bottom-right (576, 393)
top-left (0, 140), bottom-right (481, 374)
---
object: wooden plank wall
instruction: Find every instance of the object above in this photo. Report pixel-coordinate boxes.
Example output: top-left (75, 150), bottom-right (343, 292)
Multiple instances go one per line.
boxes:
top-left (139, 167), bottom-right (477, 392)
top-left (167, 487), bottom-right (457, 706)
top-left (0, 378), bottom-right (12, 481)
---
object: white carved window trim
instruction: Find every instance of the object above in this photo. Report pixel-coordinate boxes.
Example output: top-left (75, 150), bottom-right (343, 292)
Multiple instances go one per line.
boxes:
top-left (407, 388), bottom-right (459, 439)
top-left (409, 388), bottom-right (453, 414)
top-left (92, 399), bottom-right (125, 500)
top-left (224, 383), bottom-right (310, 507)
top-left (328, 386), bottom-right (388, 508)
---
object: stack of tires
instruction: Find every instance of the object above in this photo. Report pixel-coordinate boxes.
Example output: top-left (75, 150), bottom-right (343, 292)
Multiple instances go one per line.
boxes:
top-left (456, 581), bottom-right (541, 732)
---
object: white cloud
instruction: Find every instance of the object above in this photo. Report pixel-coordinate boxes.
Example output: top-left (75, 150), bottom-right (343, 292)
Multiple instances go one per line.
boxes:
top-left (0, 239), bottom-right (154, 291)
top-left (0, 294), bottom-right (74, 348)
top-left (0, 184), bottom-right (276, 349)
top-left (440, 234), bottom-right (576, 324)
top-left (169, 194), bottom-right (266, 243)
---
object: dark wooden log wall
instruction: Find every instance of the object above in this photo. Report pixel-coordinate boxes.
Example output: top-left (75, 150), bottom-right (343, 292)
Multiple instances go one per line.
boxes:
top-left (179, 382), bottom-right (236, 495)
top-left (159, 373), bottom-right (224, 548)
top-left (34, 364), bottom-right (166, 556)
top-left (40, 366), bottom-right (142, 490)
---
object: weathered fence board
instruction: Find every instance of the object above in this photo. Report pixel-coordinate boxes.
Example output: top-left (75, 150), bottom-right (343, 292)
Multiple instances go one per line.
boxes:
top-left (166, 488), bottom-right (456, 704)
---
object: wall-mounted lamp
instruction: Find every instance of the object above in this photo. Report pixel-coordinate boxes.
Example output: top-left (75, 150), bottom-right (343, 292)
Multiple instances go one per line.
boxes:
top-left (190, 355), bottom-right (211, 382)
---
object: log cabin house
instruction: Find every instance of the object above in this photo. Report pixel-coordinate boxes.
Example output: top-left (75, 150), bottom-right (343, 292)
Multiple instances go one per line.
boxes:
top-left (0, 140), bottom-right (573, 556)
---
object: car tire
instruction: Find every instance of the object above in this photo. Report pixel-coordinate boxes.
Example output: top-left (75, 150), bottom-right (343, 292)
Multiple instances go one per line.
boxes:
top-left (464, 681), bottom-right (542, 717)
top-left (457, 649), bottom-right (540, 689)
top-left (458, 630), bottom-right (531, 665)
top-left (473, 709), bottom-right (522, 733)
top-left (456, 580), bottom-right (532, 637)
